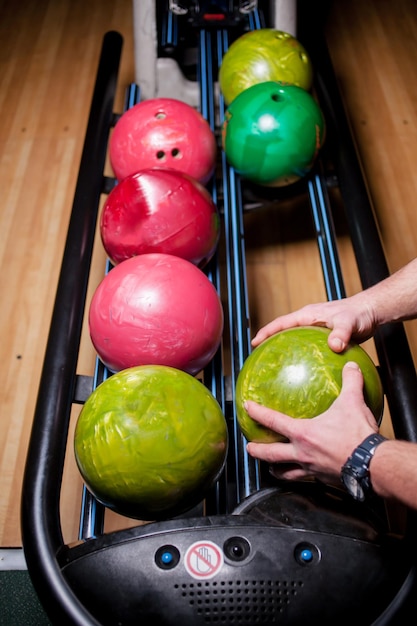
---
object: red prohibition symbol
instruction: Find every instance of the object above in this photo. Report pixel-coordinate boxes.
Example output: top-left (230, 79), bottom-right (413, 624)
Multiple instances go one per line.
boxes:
top-left (184, 540), bottom-right (224, 580)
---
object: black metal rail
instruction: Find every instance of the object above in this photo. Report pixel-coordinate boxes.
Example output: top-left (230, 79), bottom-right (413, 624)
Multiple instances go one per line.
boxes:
top-left (299, 10), bottom-right (417, 443)
top-left (21, 31), bottom-right (123, 626)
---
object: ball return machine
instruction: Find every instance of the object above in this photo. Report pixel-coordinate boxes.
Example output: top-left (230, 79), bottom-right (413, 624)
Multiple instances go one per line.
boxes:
top-left (21, 2), bottom-right (417, 624)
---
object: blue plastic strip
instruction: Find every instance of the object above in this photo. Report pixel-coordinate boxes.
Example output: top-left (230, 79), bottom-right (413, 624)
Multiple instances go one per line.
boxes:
top-left (78, 88), bottom-right (139, 541)
top-left (247, 7), bottom-right (264, 30)
top-left (217, 28), bottom-right (260, 502)
top-left (308, 174), bottom-right (346, 301)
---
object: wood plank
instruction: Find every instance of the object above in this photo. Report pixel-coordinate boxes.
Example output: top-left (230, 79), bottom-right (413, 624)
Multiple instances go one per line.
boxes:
top-left (0, 0), bottom-right (134, 546)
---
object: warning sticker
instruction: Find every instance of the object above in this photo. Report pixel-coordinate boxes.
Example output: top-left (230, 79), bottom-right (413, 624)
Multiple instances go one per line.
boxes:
top-left (184, 540), bottom-right (224, 580)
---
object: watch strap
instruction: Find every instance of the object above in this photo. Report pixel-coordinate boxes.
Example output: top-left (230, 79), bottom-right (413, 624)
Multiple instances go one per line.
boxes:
top-left (351, 433), bottom-right (387, 462)
top-left (341, 433), bottom-right (387, 500)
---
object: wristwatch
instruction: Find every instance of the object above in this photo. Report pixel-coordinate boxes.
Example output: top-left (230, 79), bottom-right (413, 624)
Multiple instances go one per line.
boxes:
top-left (341, 433), bottom-right (387, 501)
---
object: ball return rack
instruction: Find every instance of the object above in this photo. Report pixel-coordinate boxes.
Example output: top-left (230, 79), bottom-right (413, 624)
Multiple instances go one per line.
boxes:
top-left (21, 3), bottom-right (417, 624)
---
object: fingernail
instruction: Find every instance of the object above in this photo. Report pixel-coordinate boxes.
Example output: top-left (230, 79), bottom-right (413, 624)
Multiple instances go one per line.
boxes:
top-left (243, 401), bottom-right (249, 411)
top-left (332, 337), bottom-right (345, 350)
top-left (346, 361), bottom-right (360, 370)
top-left (269, 465), bottom-right (277, 478)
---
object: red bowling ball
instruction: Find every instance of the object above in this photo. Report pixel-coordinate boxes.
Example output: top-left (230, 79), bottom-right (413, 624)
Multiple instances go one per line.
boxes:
top-left (109, 98), bottom-right (217, 184)
top-left (89, 253), bottom-right (224, 375)
top-left (100, 168), bottom-right (220, 267)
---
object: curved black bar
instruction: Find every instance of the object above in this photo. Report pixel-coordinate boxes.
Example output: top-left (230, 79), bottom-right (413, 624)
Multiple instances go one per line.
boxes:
top-left (299, 10), bottom-right (417, 443)
top-left (20, 31), bottom-right (123, 626)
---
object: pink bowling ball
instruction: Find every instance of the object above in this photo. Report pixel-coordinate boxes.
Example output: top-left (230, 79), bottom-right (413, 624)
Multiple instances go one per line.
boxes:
top-left (89, 253), bottom-right (224, 375)
top-left (109, 98), bottom-right (217, 184)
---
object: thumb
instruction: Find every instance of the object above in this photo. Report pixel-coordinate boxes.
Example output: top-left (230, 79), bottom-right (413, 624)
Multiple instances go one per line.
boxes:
top-left (339, 361), bottom-right (364, 398)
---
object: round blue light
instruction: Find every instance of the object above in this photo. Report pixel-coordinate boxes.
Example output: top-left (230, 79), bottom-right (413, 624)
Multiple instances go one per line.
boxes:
top-left (161, 551), bottom-right (174, 564)
top-left (300, 548), bottom-right (313, 563)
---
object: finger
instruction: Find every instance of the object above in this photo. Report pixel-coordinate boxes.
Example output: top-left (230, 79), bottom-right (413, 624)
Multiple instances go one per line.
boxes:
top-left (251, 322), bottom-right (282, 346)
top-left (251, 313), bottom-right (304, 346)
top-left (251, 308), bottom-right (332, 348)
top-left (244, 400), bottom-right (295, 439)
top-left (327, 325), bottom-right (354, 353)
top-left (327, 331), bottom-right (347, 352)
top-left (269, 464), bottom-right (309, 481)
top-left (269, 464), bottom-right (341, 487)
top-left (246, 440), bottom-right (296, 464)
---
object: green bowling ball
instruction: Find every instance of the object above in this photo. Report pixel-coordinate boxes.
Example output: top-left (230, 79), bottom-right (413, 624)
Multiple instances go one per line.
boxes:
top-left (222, 81), bottom-right (325, 187)
top-left (74, 365), bottom-right (228, 520)
top-left (236, 327), bottom-right (384, 443)
top-left (219, 29), bottom-right (313, 106)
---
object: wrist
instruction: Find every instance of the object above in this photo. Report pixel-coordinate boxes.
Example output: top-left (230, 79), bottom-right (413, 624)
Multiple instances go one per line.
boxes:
top-left (340, 433), bottom-right (387, 501)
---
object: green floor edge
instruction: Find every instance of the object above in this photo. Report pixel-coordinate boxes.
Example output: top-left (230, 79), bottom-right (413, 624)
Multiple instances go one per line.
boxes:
top-left (0, 570), bottom-right (51, 626)
top-left (0, 550), bottom-right (51, 626)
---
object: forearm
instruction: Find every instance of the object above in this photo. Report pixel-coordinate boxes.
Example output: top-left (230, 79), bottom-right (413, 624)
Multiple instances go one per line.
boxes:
top-left (362, 258), bottom-right (417, 326)
top-left (252, 258), bottom-right (417, 349)
top-left (370, 439), bottom-right (417, 509)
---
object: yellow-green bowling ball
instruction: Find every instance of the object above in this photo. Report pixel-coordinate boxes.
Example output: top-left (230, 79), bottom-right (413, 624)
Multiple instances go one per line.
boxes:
top-left (219, 29), bottom-right (313, 106)
top-left (236, 327), bottom-right (384, 443)
top-left (74, 365), bottom-right (228, 519)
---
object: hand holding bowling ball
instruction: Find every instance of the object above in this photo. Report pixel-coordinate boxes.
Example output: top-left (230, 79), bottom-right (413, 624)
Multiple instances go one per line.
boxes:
top-left (74, 365), bottom-right (228, 520)
top-left (219, 29), bottom-right (313, 106)
top-left (88, 253), bottom-right (223, 375)
top-left (222, 81), bottom-right (325, 187)
top-left (235, 326), bottom-right (384, 443)
top-left (109, 98), bottom-right (217, 184)
top-left (100, 168), bottom-right (220, 267)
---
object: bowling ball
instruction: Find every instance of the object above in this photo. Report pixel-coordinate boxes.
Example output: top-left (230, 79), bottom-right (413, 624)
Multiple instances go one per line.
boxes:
top-left (109, 98), bottom-right (217, 184)
top-left (219, 29), bottom-right (313, 106)
top-left (100, 168), bottom-right (220, 267)
top-left (235, 326), bottom-right (384, 443)
top-left (74, 365), bottom-right (228, 520)
top-left (89, 253), bottom-right (223, 375)
top-left (222, 81), bottom-right (325, 187)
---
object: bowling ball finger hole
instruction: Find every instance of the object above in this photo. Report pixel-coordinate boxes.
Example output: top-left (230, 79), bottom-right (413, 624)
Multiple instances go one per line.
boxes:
top-left (155, 112), bottom-right (166, 120)
top-left (271, 94), bottom-right (283, 103)
top-left (155, 148), bottom-right (181, 160)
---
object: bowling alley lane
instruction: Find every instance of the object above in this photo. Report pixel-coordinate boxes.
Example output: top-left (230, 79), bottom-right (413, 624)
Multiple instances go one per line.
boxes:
top-left (1, 0), bottom-right (417, 554)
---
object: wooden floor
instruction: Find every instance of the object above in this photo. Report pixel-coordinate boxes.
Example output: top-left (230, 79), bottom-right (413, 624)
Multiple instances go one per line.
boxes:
top-left (1, 0), bottom-right (417, 548)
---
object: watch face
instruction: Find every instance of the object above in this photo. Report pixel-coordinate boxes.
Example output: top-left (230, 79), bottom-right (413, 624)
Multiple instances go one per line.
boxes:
top-left (342, 473), bottom-right (365, 501)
